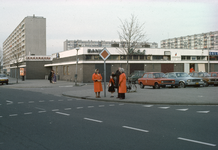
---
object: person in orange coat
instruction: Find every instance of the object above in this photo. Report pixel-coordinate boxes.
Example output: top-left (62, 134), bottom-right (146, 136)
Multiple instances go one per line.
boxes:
top-left (92, 69), bottom-right (103, 98)
top-left (118, 68), bottom-right (127, 99)
top-left (190, 67), bottom-right (195, 73)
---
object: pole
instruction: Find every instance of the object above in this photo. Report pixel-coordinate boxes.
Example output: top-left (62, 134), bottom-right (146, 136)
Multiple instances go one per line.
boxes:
top-left (104, 60), bottom-right (106, 97)
top-left (75, 49), bottom-right (78, 85)
top-left (208, 48), bottom-right (210, 73)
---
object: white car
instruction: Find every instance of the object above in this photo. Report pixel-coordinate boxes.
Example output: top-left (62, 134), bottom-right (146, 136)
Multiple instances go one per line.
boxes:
top-left (0, 74), bottom-right (9, 85)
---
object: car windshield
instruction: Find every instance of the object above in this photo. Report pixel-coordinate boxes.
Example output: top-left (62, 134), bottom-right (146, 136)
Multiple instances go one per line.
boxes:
top-left (175, 73), bottom-right (190, 77)
top-left (0, 74), bottom-right (6, 77)
top-left (153, 73), bottom-right (164, 78)
top-left (204, 73), bottom-right (210, 77)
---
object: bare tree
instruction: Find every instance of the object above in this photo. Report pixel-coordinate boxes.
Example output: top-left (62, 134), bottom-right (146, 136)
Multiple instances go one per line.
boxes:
top-left (117, 14), bottom-right (147, 76)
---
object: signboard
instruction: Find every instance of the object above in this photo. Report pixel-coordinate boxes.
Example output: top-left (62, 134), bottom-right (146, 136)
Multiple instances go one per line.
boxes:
top-left (209, 52), bottom-right (218, 56)
top-left (99, 48), bottom-right (110, 61)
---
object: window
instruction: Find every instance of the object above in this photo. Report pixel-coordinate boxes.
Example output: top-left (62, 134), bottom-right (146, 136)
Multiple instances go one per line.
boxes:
top-left (187, 56), bottom-right (190, 60)
top-left (67, 66), bottom-right (70, 75)
top-left (120, 55), bottom-right (126, 60)
top-left (148, 74), bottom-right (153, 78)
top-left (153, 56), bottom-right (163, 60)
top-left (192, 56), bottom-right (196, 60)
top-left (94, 55), bottom-right (100, 60)
top-left (143, 74), bottom-right (147, 78)
top-left (181, 56), bottom-right (186, 60)
top-left (133, 55), bottom-right (138, 60)
top-left (63, 66), bottom-right (66, 75)
top-left (85, 55), bottom-right (92, 60)
top-left (140, 55), bottom-right (144, 60)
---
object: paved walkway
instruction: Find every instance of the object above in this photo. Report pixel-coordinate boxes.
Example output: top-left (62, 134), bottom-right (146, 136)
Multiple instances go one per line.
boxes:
top-left (2, 77), bottom-right (218, 105)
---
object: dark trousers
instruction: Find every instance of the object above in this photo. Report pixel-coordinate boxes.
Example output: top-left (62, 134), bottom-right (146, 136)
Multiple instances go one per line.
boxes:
top-left (117, 87), bottom-right (121, 98)
top-left (120, 93), bottom-right (125, 99)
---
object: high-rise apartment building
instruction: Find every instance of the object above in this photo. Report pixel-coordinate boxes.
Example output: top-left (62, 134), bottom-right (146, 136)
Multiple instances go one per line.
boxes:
top-left (3, 15), bottom-right (46, 72)
top-left (161, 31), bottom-right (218, 50)
top-left (63, 40), bottom-right (158, 51)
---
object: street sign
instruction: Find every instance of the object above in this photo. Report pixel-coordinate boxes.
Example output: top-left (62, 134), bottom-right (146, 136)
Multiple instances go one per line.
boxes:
top-left (99, 47), bottom-right (110, 61)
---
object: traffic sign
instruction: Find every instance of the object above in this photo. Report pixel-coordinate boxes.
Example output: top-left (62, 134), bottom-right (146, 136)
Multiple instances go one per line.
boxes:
top-left (99, 47), bottom-right (110, 61)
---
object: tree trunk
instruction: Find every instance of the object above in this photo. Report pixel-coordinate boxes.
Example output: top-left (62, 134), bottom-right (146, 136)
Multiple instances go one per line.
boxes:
top-left (16, 66), bottom-right (19, 83)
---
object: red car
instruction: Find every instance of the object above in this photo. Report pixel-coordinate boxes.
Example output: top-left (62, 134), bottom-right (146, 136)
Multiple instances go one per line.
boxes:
top-left (138, 72), bottom-right (175, 89)
top-left (209, 72), bottom-right (218, 77)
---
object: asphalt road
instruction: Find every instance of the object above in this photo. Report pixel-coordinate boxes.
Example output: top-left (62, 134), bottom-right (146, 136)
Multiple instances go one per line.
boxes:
top-left (0, 88), bottom-right (218, 150)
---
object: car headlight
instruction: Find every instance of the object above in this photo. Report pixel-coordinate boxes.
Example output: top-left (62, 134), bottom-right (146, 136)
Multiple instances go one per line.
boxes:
top-left (187, 80), bottom-right (191, 82)
top-left (200, 79), bottom-right (203, 82)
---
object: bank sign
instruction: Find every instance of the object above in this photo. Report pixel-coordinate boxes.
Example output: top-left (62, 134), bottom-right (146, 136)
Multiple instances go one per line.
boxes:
top-left (209, 52), bottom-right (218, 55)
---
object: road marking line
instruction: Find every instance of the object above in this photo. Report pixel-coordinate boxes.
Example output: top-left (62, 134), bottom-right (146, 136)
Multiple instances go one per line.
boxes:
top-left (28, 101), bottom-right (34, 103)
top-left (58, 99), bottom-right (63, 101)
top-left (9, 114), bottom-right (18, 117)
top-left (39, 100), bottom-right (45, 103)
top-left (123, 126), bottom-right (149, 133)
top-left (159, 107), bottom-right (170, 109)
top-left (176, 108), bottom-right (188, 111)
top-left (109, 104), bottom-right (115, 106)
top-left (0, 116), bottom-right (2, 118)
top-left (6, 100), bottom-right (13, 105)
top-left (178, 137), bottom-right (216, 147)
top-left (38, 111), bottom-right (46, 113)
top-left (77, 107), bottom-right (83, 109)
top-left (49, 100), bottom-right (54, 102)
top-left (84, 118), bottom-right (102, 123)
top-left (143, 105), bottom-right (153, 107)
top-left (52, 109), bottom-right (59, 111)
top-left (0, 104), bottom-right (1, 106)
top-left (197, 111), bottom-right (210, 113)
top-left (64, 108), bottom-right (72, 110)
top-left (99, 105), bottom-right (105, 107)
top-left (88, 106), bottom-right (94, 108)
top-left (24, 112), bottom-right (32, 115)
top-left (56, 112), bottom-right (70, 116)
top-left (35, 107), bottom-right (45, 110)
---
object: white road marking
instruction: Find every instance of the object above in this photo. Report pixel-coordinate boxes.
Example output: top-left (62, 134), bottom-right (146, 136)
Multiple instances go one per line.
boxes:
top-left (143, 105), bottom-right (153, 107)
top-left (6, 100), bottom-right (13, 105)
top-left (56, 112), bottom-right (70, 116)
top-left (64, 108), bottom-right (72, 110)
top-left (59, 85), bottom-right (73, 87)
top-left (0, 104), bottom-right (2, 106)
top-left (84, 118), bottom-right (102, 123)
top-left (24, 112), bottom-right (32, 115)
top-left (109, 104), bottom-right (115, 106)
top-left (18, 102), bottom-right (24, 104)
top-left (88, 106), bottom-right (94, 108)
top-left (176, 108), bottom-right (188, 111)
top-left (77, 107), bottom-right (83, 109)
top-left (38, 111), bottom-right (46, 113)
top-left (178, 137), bottom-right (216, 147)
top-left (9, 114), bottom-right (18, 117)
top-left (49, 100), bottom-right (54, 102)
top-left (159, 107), bottom-right (170, 109)
top-left (39, 100), bottom-right (45, 103)
top-left (58, 99), bottom-right (63, 101)
top-left (28, 101), bottom-right (34, 103)
top-left (123, 126), bottom-right (149, 133)
top-left (52, 109), bottom-right (59, 112)
top-left (99, 105), bottom-right (105, 107)
top-left (0, 116), bottom-right (2, 118)
top-left (35, 107), bottom-right (45, 110)
top-left (197, 111), bottom-right (210, 113)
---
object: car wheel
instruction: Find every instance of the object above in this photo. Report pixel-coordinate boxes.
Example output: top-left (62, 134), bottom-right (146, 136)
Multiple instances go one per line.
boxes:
top-left (204, 81), bottom-right (209, 87)
top-left (154, 83), bottom-right (160, 89)
top-left (140, 83), bottom-right (144, 89)
top-left (179, 82), bottom-right (186, 88)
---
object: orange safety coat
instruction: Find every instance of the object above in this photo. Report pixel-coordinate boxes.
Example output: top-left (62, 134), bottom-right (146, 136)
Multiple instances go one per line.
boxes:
top-left (119, 73), bottom-right (127, 93)
top-left (190, 68), bottom-right (195, 73)
top-left (92, 73), bottom-right (103, 92)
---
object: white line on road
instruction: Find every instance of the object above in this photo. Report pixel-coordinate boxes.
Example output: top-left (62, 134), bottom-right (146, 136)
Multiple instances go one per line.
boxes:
top-left (84, 118), bottom-right (102, 123)
top-left (143, 105), bottom-right (153, 107)
top-left (99, 105), bottom-right (105, 107)
top-left (88, 106), bottom-right (94, 108)
top-left (77, 107), bottom-right (83, 109)
top-left (49, 100), bottom-right (54, 102)
top-left (35, 107), bottom-right (45, 111)
top-left (123, 126), bottom-right (149, 133)
top-left (38, 111), bottom-right (46, 113)
top-left (0, 116), bottom-right (2, 118)
top-left (28, 101), bottom-right (34, 103)
top-left (24, 112), bottom-right (32, 115)
top-left (39, 100), bottom-right (45, 103)
top-left (6, 100), bottom-right (13, 105)
top-left (18, 102), bottom-right (24, 104)
top-left (9, 114), bottom-right (18, 117)
top-left (56, 112), bottom-right (70, 116)
top-left (52, 109), bottom-right (59, 112)
top-left (64, 108), bottom-right (72, 110)
top-left (178, 137), bottom-right (216, 147)
top-left (159, 107), bottom-right (170, 109)
top-left (58, 99), bottom-right (64, 101)
top-left (109, 104), bottom-right (115, 106)
top-left (176, 108), bottom-right (189, 111)
top-left (197, 111), bottom-right (210, 113)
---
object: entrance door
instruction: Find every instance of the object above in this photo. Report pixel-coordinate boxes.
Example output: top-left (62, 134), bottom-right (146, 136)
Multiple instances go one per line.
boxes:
top-left (130, 64), bottom-right (144, 74)
top-left (161, 64), bottom-right (174, 73)
top-left (95, 64), bottom-right (111, 82)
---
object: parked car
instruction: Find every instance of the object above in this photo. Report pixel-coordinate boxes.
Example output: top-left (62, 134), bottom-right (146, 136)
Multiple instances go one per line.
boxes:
top-left (209, 72), bottom-right (218, 77)
top-left (128, 70), bottom-right (146, 83)
top-left (0, 74), bottom-right (9, 85)
top-left (164, 72), bottom-right (204, 88)
top-left (189, 72), bottom-right (218, 86)
top-left (138, 72), bottom-right (175, 89)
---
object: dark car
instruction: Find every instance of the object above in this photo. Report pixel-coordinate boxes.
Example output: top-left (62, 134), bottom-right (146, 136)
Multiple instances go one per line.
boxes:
top-left (128, 70), bottom-right (146, 83)
top-left (164, 72), bottom-right (204, 88)
top-left (0, 74), bottom-right (9, 85)
top-left (189, 72), bottom-right (218, 86)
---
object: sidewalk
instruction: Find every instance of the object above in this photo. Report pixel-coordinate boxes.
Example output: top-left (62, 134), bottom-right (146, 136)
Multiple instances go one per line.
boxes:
top-left (2, 77), bottom-right (218, 105)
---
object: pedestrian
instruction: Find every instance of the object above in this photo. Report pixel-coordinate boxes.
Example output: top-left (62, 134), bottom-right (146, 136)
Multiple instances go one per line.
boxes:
top-left (108, 75), bottom-right (115, 97)
top-left (52, 71), bottom-right (56, 83)
top-left (92, 69), bottom-right (103, 98)
top-left (115, 67), bottom-right (121, 98)
top-left (119, 68), bottom-right (127, 99)
top-left (190, 67), bottom-right (195, 73)
top-left (48, 69), bottom-right (53, 83)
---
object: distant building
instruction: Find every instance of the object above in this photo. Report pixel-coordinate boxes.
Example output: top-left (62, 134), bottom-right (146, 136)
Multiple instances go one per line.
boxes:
top-left (3, 15), bottom-right (51, 79)
top-left (63, 40), bottom-right (158, 51)
top-left (161, 31), bottom-right (218, 50)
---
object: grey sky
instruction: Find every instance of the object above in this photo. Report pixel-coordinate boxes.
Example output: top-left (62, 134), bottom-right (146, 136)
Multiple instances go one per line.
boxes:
top-left (0, 0), bottom-right (217, 55)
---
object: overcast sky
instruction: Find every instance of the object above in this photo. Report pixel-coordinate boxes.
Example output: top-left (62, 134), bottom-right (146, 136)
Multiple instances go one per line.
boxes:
top-left (0, 0), bottom-right (217, 55)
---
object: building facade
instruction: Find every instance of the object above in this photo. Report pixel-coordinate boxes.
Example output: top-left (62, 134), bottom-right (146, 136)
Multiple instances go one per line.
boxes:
top-left (3, 15), bottom-right (46, 73)
top-left (63, 40), bottom-right (158, 51)
top-left (45, 47), bottom-right (218, 83)
top-left (161, 31), bottom-right (218, 50)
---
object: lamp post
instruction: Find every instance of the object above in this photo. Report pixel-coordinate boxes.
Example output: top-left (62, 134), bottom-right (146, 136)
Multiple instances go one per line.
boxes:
top-left (75, 47), bottom-right (80, 85)
top-left (208, 48), bottom-right (210, 73)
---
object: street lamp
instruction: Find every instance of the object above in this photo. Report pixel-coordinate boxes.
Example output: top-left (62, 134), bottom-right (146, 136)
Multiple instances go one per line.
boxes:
top-left (208, 48), bottom-right (210, 73)
top-left (75, 47), bottom-right (80, 85)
